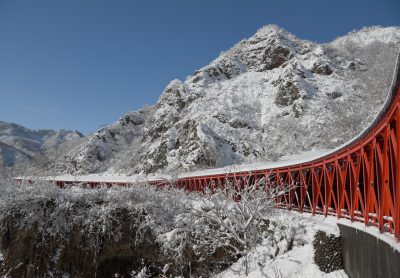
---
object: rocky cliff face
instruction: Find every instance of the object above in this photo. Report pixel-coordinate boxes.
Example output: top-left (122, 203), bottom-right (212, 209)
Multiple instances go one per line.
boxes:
top-left (0, 121), bottom-right (83, 168)
top-left (66, 25), bottom-right (400, 175)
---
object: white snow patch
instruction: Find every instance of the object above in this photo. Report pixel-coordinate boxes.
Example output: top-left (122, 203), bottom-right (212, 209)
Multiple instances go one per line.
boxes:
top-left (216, 211), bottom-right (347, 278)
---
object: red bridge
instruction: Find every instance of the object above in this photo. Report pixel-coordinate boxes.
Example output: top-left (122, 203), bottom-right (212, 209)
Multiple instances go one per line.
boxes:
top-left (150, 51), bottom-right (400, 241)
top-left (18, 51), bottom-right (400, 241)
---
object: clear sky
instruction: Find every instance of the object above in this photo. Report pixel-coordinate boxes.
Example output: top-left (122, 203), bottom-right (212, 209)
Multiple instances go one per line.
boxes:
top-left (0, 0), bottom-right (399, 134)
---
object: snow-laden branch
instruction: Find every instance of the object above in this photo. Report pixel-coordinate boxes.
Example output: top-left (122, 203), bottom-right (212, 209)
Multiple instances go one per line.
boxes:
top-left (158, 171), bottom-right (296, 274)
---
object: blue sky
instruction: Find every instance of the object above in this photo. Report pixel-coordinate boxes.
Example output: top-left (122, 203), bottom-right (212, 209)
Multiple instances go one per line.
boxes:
top-left (0, 0), bottom-right (399, 134)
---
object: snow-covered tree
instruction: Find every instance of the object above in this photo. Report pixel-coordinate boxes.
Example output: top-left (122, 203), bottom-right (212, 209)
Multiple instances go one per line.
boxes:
top-left (158, 172), bottom-right (295, 275)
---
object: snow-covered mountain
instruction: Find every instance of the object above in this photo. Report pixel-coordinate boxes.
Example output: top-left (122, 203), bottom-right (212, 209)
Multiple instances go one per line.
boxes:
top-left (0, 121), bottom-right (83, 167)
top-left (66, 25), bottom-right (400, 175)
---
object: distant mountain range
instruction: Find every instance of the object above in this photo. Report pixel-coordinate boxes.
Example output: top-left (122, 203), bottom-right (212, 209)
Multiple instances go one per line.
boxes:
top-left (0, 121), bottom-right (83, 168)
top-left (2, 25), bottom-right (400, 176)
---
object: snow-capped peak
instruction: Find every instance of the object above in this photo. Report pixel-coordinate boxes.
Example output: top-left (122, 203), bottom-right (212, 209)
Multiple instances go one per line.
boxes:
top-left (64, 25), bottom-right (400, 175)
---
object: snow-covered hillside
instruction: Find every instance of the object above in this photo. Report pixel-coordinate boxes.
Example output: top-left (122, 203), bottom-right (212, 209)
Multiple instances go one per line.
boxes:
top-left (66, 25), bottom-right (400, 175)
top-left (0, 121), bottom-right (83, 167)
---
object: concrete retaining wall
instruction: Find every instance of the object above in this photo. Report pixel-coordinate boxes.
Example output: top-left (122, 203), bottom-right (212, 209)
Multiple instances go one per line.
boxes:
top-left (338, 224), bottom-right (400, 278)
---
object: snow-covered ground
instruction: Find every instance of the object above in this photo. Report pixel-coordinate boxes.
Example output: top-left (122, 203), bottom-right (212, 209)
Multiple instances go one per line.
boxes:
top-left (217, 244), bottom-right (347, 278)
top-left (216, 212), bottom-right (396, 278)
top-left (216, 211), bottom-right (347, 278)
top-left (216, 211), bottom-right (400, 278)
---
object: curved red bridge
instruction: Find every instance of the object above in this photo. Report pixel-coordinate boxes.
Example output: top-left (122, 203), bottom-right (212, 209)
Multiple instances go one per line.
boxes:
top-left (17, 51), bottom-right (400, 241)
top-left (152, 50), bottom-right (400, 241)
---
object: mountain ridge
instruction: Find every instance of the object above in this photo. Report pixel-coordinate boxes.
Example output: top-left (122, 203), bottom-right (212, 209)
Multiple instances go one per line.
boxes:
top-left (0, 121), bottom-right (84, 168)
top-left (64, 25), bottom-right (400, 175)
top-left (3, 25), bottom-right (400, 176)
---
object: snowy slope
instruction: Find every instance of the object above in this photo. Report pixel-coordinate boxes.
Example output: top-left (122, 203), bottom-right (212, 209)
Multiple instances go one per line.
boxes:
top-left (66, 25), bottom-right (400, 175)
top-left (66, 108), bottom-right (152, 173)
top-left (216, 212), bottom-right (347, 278)
top-left (0, 121), bottom-right (83, 167)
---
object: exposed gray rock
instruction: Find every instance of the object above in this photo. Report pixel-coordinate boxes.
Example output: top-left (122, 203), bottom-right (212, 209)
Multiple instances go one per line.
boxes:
top-left (312, 63), bottom-right (333, 75)
top-left (313, 230), bottom-right (343, 273)
top-left (275, 80), bottom-right (301, 107)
